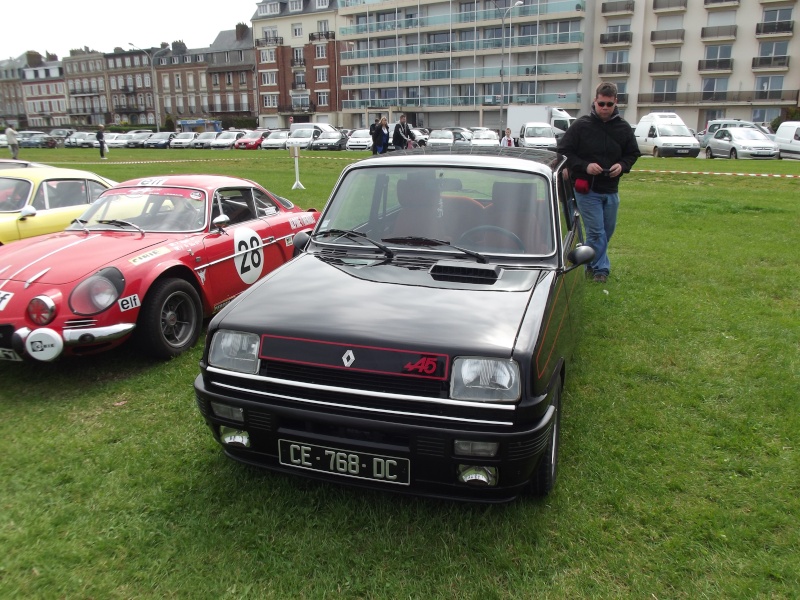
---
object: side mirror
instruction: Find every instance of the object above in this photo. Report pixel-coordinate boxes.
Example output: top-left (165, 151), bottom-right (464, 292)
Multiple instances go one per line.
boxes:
top-left (212, 214), bottom-right (230, 231)
top-left (18, 205), bottom-right (37, 220)
top-left (292, 230), bottom-right (311, 258)
top-left (565, 244), bottom-right (595, 272)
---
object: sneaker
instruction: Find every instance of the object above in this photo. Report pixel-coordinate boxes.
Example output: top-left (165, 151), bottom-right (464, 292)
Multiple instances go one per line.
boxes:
top-left (100, 157), bottom-right (107, 160)
top-left (593, 273), bottom-right (608, 283)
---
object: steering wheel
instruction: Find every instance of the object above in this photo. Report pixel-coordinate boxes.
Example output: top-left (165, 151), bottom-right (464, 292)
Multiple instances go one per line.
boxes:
top-left (458, 225), bottom-right (525, 252)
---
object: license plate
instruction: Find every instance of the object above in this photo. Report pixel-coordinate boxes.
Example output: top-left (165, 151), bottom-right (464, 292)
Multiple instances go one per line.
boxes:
top-left (278, 439), bottom-right (410, 485)
top-left (676, 149), bottom-right (689, 154)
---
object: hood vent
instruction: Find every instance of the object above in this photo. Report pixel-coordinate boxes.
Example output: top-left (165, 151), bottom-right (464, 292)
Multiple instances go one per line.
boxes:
top-left (430, 260), bottom-right (501, 284)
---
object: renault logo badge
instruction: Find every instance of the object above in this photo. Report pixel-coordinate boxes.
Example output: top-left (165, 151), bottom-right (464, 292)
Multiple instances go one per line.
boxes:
top-left (342, 349), bottom-right (355, 367)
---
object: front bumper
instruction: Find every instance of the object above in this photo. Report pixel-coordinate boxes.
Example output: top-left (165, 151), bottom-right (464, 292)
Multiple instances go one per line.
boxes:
top-left (658, 147), bottom-right (701, 157)
top-left (194, 373), bottom-right (554, 502)
top-left (8, 323), bottom-right (135, 361)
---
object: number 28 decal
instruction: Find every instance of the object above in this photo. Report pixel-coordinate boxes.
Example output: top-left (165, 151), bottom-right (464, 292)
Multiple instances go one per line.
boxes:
top-left (233, 227), bottom-right (264, 285)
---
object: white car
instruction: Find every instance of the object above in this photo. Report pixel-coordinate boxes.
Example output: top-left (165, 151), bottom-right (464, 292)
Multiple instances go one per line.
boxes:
top-left (470, 130), bottom-right (500, 146)
top-left (0, 134), bottom-right (7, 148)
top-left (518, 122), bottom-right (558, 151)
top-left (170, 132), bottom-right (198, 148)
top-left (410, 129), bottom-right (428, 146)
top-left (107, 133), bottom-right (132, 148)
top-left (346, 129), bottom-right (373, 151)
top-left (285, 128), bottom-right (316, 149)
top-left (210, 130), bottom-right (247, 149)
top-left (193, 131), bottom-right (219, 149)
top-left (93, 133), bottom-right (120, 148)
top-left (427, 130), bottom-right (472, 147)
top-left (261, 130), bottom-right (290, 149)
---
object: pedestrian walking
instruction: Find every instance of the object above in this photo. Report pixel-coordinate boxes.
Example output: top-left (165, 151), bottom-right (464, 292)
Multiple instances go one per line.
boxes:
top-left (5, 125), bottom-right (19, 160)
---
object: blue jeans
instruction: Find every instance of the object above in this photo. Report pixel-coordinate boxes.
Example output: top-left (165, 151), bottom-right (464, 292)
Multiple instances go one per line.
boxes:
top-left (574, 189), bottom-right (620, 276)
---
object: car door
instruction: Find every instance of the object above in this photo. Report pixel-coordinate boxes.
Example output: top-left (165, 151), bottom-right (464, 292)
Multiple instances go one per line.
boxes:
top-left (199, 186), bottom-right (283, 308)
top-left (555, 164), bottom-right (584, 340)
top-left (17, 178), bottom-right (106, 240)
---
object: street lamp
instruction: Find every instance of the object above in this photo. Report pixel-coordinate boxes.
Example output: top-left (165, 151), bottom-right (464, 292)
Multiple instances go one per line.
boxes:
top-left (129, 43), bottom-right (169, 132)
top-left (498, 1), bottom-right (524, 132)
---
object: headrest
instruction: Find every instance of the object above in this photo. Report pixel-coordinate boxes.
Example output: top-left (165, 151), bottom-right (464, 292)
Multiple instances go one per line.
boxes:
top-left (396, 178), bottom-right (440, 208)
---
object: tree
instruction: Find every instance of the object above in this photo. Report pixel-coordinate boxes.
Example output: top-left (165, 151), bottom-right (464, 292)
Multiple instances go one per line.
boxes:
top-left (164, 115), bottom-right (175, 132)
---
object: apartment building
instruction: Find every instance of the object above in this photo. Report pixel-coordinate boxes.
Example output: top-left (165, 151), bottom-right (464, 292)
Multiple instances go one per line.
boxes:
top-left (21, 55), bottom-right (69, 129)
top-left (63, 49), bottom-right (108, 126)
top-left (1, 53), bottom-right (40, 129)
top-left (204, 24), bottom-right (258, 121)
top-left (105, 47), bottom-right (162, 127)
top-left (252, 0), bottom-right (342, 129)
top-left (596, 0), bottom-right (799, 131)
top-left (153, 42), bottom-right (211, 123)
top-left (336, 0), bottom-right (590, 129)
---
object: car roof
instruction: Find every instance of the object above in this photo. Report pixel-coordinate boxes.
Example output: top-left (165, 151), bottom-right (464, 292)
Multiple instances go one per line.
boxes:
top-left (113, 174), bottom-right (260, 192)
top-left (0, 166), bottom-right (112, 182)
top-left (361, 146), bottom-right (560, 174)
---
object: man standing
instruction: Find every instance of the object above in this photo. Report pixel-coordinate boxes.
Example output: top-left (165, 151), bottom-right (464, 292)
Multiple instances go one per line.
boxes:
top-left (557, 82), bottom-right (639, 283)
top-left (392, 114), bottom-right (416, 151)
top-left (96, 125), bottom-right (107, 160)
top-left (5, 124), bottom-right (19, 160)
top-left (369, 117), bottom-right (380, 155)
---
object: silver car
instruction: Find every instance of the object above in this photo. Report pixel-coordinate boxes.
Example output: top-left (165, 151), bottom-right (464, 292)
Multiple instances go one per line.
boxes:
top-left (705, 128), bottom-right (779, 160)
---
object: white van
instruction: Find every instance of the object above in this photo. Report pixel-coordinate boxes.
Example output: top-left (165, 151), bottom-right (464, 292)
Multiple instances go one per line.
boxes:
top-left (774, 121), bottom-right (800, 160)
top-left (634, 112), bottom-right (701, 158)
top-left (518, 122), bottom-right (558, 151)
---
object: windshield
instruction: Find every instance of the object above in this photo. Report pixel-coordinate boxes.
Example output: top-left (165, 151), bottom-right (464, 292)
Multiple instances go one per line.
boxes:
top-left (319, 132), bottom-right (339, 139)
top-left (268, 131), bottom-right (287, 139)
top-left (524, 126), bottom-right (554, 138)
top-left (317, 166), bottom-right (554, 257)
top-left (133, 133), bottom-right (151, 140)
top-left (430, 131), bottom-right (453, 140)
top-left (352, 130), bottom-right (370, 138)
top-left (71, 187), bottom-right (207, 232)
top-left (218, 132), bottom-right (239, 140)
top-left (151, 133), bottom-right (172, 140)
top-left (0, 178), bottom-right (33, 212)
top-left (176, 133), bottom-right (195, 139)
top-left (730, 129), bottom-right (770, 141)
top-left (659, 125), bottom-right (693, 137)
top-left (474, 131), bottom-right (498, 140)
top-left (291, 129), bottom-right (313, 138)
top-left (198, 132), bottom-right (217, 139)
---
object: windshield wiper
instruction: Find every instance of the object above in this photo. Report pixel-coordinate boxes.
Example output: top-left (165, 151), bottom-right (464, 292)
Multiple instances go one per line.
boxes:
top-left (97, 219), bottom-right (145, 235)
top-left (382, 236), bottom-right (488, 264)
top-left (70, 218), bottom-right (89, 234)
top-left (313, 228), bottom-right (394, 258)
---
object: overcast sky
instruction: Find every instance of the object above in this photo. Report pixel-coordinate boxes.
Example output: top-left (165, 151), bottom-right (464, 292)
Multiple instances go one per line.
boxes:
top-left (2, 0), bottom-right (258, 62)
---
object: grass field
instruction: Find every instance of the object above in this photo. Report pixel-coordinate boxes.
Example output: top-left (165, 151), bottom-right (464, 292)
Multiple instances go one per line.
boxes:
top-left (1, 148), bottom-right (799, 598)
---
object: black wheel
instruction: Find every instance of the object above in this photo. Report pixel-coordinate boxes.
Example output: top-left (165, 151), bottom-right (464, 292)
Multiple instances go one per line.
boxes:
top-left (458, 225), bottom-right (526, 252)
top-left (706, 147), bottom-right (714, 159)
top-left (531, 376), bottom-right (562, 496)
top-left (730, 149), bottom-right (738, 160)
top-left (653, 147), bottom-right (660, 158)
top-left (135, 278), bottom-right (202, 359)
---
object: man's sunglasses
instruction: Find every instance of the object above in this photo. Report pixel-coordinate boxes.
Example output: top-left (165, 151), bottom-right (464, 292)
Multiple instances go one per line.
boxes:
top-left (596, 101), bottom-right (615, 108)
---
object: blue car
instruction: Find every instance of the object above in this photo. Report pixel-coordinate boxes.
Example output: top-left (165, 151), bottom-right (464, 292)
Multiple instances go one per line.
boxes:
top-left (143, 132), bottom-right (176, 148)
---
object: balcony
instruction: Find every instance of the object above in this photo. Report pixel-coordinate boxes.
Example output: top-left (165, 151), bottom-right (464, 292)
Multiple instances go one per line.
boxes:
top-left (278, 102), bottom-right (316, 114)
top-left (291, 58), bottom-right (305, 68)
top-left (704, 0), bottom-right (738, 6)
top-left (752, 55), bottom-right (790, 69)
top-left (598, 63), bottom-right (631, 75)
top-left (648, 61), bottom-right (682, 74)
top-left (637, 89), bottom-right (800, 104)
top-left (255, 37), bottom-right (283, 47)
top-left (651, 29), bottom-right (685, 44)
top-left (600, 31), bottom-right (633, 45)
top-left (756, 21), bottom-right (794, 36)
top-left (698, 58), bottom-right (733, 72)
top-left (309, 31), bottom-right (335, 41)
top-left (601, 1), bottom-right (635, 14)
top-left (653, 0), bottom-right (687, 11)
top-left (701, 24), bottom-right (737, 40)
top-left (291, 82), bottom-right (307, 90)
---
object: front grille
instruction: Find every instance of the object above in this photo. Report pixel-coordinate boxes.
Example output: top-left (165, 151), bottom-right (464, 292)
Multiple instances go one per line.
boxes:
top-left (417, 436), bottom-right (447, 457)
top-left (63, 319), bottom-right (97, 329)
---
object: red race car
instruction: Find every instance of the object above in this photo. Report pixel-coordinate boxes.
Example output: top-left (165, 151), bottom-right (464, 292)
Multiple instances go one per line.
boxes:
top-left (0, 174), bottom-right (318, 362)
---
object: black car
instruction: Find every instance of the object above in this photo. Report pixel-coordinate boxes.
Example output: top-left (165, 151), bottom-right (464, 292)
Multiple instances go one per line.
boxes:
top-left (143, 132), bottom-right (176, 148)
top-left (126, 132), bottom-right (153, 148)
top-left (194, 146), bottom-right (594, 502)
top-left (311, 131), bottom-right (348, 151)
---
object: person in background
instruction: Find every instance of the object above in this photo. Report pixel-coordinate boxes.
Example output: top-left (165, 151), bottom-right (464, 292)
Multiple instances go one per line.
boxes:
top-left (500, 128), bottom-right (514, 147)
top-left (5, 124), bottom-right (19, 159)
top-left (96, 125), bottom-right (107, 160)
top-left (372, 117), bottom-right (390, 154)
top-left (557, 81), bottom-right (640, 284)
top-left (392, 114), bottom-right (416, 151)
top-left (369, 117), bottom-right (380, 155)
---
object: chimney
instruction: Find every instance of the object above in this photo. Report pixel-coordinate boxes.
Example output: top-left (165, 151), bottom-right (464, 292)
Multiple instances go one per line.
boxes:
top-left (235, 23), bottom-right (249, 41)
top-left (26, 51), bottom-right (43, 68)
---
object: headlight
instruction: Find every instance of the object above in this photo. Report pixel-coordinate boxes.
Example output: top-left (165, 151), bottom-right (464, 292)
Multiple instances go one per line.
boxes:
top-left (209, 330), bottom-right (260, 374)
top-left (68, 267), bottom-right (125, 315)
top-left (27, 295), bottom-right (57, 325)
top-left (450, 357), bottom-right (521, 402)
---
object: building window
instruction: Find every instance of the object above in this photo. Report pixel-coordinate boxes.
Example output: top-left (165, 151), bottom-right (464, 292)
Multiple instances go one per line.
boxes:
top-left (212, 73), bottom-right (220, 86)
top-left (294, 47), bottom-right (304, 62)
top-left (705, 45), bottom-right (732, 60)
top-left (196, 54), bottom-right (204, 62)
top-left (317, 91), bottom-right (329, 106)
top-left (241, 92), bottom-right (249, 111)
top-left (187, 73), bottom-right (195, 90)
top-left (759, 40), bottom-right (788, 58)
top-left (317, 20), bottom-right (329, 32)
top-left (293, 23), bottom-right (303, 37)
top-left (263, 94), bottom-right (278, 108)
top-left (226, 72), bottom-right (233, 85)
top-left (175, 74), bottom-right (182, 90)
top-left (136, 74), bottom-right (143, 87)
top-left (267, 2), bottom-right (279, 15)
top-left (755, 75), bottom-right (784, 99)
top-left (652, 79), bottom-right (677, 102)
top-left (701, 77), bottom-right (728, 101)
top-left (184, 55), bottom-right (191, 63)
top-left (316, 0), bottom-right (329, 8)
top-left (289, 0), bottom-right (302, 10)
top-left (240, 71), bottom-right (247, 84)
top-left (262, 72), bottom-right (277, 85)
top-left (172, 56), bottom-right (180, 64)
top-left (316, 67), bottom-right (328, 83)
top-left (315, 45), bottom-right (327, 59)
top-left (226, 92), bottom-right (235, 111)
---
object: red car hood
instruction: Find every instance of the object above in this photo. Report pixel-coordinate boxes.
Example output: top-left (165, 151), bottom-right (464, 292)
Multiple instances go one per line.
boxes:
top-left (0, 231), bottom-right (171, 285)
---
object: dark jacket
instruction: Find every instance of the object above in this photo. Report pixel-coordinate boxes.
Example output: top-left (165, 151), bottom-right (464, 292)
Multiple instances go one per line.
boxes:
top-left (392, 122), bottom-right (415, 148)
top-left (557, 108), bottom-right (640, 193)
top-left (96, 129), bottom-right (105, 143)
top-left (372, 125), bottom-right (390, 152)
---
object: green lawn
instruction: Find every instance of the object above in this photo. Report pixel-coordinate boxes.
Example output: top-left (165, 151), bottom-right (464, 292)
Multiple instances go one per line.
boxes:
top-left (1, 149), bottom-right (799, 598)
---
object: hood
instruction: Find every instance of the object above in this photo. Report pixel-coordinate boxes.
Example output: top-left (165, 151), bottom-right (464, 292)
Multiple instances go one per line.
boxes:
top-left (217, 253), bottom-right (544, 357)
top-left (0, 231), bottom-right (170, 285)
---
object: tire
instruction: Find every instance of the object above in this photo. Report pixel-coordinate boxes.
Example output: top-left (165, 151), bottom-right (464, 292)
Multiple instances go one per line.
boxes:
top-left (135, 278), bottom-right (202, 359)
top-left (531, 376), bottom-right (562, 496)
top-left (706, 147), bottom-right (714, 159)
top-left (730, 149), bottom-right (738, 160)
top-left (653, 147), bottom-right (660, 158)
